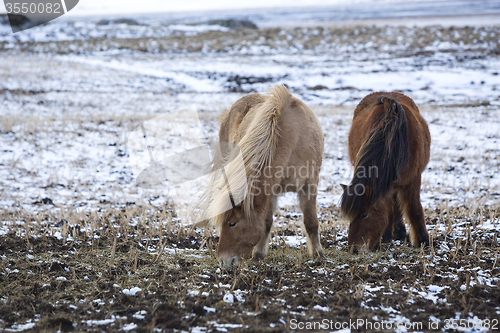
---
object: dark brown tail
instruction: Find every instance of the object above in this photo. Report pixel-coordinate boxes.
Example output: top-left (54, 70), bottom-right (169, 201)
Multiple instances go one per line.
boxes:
top-left (341, 96), bottom-right (410, 220)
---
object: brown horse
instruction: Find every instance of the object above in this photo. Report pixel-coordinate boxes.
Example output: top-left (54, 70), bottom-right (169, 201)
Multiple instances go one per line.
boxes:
top-left (340, 91), bottom-right (431, 252)
top-left (201, 85), bottom-right (324, 266)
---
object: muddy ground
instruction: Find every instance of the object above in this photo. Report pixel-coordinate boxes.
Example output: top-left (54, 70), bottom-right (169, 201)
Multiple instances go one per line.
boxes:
top-left (1, 203), bottom-right (499, 332)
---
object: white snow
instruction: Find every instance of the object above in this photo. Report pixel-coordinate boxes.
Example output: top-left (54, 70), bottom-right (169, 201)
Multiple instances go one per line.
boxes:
top-left (4, 322), bottom-right (36, 332)
top-left (313, 304), bottom-right (329, 311)
top-left (86, 318), bottom-right (116, 326)
top-left (279, 236), bottom-right (308, 248)
top-left (122, 322), bottom-right (138, 331)
top-left (223, 292), bottom-right (234, 303)
top-left (122, 287), bottom-right (142, 296)
top-left (168, 24), bottom-right (229, 33)
top-left (204, 306), bottom-right (216, 313)
top-left (188, 289), bottom-right (200, 296)
top-left (132, 310), bottom-right (147, 320)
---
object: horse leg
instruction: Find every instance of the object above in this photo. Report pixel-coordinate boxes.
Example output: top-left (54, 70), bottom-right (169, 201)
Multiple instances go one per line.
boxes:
top-left (252, 196), bottom-right (276, 261)
top-left (397, 179), bottom-right (429, 247)
top-left (299, 188), bottom-right (324, 259)
top-left (381, 194), bottom-right (406, 243)
top-left (392, 211), bottom-right (408, 242)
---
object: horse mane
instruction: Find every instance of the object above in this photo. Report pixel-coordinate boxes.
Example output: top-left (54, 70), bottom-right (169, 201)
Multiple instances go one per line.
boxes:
top-left (341, 96), bottom-right (410, 220)
top-left (202, 85), bottom-right (291, 228)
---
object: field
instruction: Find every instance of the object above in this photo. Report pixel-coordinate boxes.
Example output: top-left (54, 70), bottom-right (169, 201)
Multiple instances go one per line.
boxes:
top-left (1, 15), bottom-right (500, 332)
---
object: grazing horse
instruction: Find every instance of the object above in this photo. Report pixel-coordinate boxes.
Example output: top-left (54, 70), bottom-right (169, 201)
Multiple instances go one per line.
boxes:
top-left (202, 85), bottom-right (324, 266)
top-left (340, 91), bottom-right (431, 252)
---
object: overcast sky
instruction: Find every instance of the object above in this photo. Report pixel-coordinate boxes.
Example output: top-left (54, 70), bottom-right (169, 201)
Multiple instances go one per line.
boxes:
top-left (73, 0), bottom-right (340, 14)
top-left (1, 0), bottom-right (393, 16)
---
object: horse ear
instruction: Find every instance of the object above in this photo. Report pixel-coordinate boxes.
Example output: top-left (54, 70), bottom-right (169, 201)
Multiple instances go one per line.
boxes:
top-left (340, 184), bottom-right (348, 191)
top-left (364, 185), bottom-right (372, 198)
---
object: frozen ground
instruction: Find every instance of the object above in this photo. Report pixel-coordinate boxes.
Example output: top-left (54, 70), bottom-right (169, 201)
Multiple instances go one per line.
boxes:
top-left (0, 14), bottom-right (499, 333)
top-left (1, 23), bottom-right (499, 213)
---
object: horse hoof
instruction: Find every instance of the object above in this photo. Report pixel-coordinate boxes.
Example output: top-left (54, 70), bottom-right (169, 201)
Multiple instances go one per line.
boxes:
top-left (314, 250), bottom-right (326, 260)
top-left (419, 234), bottom-right (430, 248)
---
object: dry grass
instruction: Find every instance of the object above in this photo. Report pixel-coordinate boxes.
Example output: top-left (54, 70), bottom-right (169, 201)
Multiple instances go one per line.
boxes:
top-left (1, 25), bottom-right (499, 55)
top-left (0, 202), bottom-right (499, 331)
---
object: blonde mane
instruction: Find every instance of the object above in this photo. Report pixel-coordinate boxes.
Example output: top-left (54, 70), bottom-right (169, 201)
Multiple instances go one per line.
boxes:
top-left (202, 85), bottom-right (292, 228)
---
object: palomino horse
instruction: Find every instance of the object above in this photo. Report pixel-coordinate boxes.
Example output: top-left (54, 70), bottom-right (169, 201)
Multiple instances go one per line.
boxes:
top-left (202, 85), bottom-right (324, 266)
top-left (341, 91), bottom-right (431, 252)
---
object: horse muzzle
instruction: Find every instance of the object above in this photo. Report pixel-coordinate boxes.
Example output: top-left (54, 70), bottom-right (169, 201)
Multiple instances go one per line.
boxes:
top-left (218, 253), bottom-right (239, 267)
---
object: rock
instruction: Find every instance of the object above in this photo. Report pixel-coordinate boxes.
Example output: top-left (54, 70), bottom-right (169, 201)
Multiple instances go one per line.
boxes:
top-left (207, 19), bottom-right (258, 29)
top-left (97, 19), bottom-right (110, 25)
top-left (33, 197), bottom-right (54, 205)
top-left (307, 85), bottom-right (328, 91)
top-left (1, 14), bottom-right (31, 27)
top-left (113, 18), bottom-right (140, 25)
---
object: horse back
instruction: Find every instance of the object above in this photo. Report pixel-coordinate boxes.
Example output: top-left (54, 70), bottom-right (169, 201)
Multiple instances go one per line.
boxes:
top-left (349, 91), bottom-right (430, 184)
top-left (220, 91), bottom-right (323, 190)
top-left (274, 97), bottom-right (324, 185)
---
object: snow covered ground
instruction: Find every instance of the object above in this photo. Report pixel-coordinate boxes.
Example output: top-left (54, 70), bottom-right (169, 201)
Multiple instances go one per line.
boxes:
top-left (1, 27), bottom-right (499, 214)
top-left (0, 10), bottom-right (499, 332)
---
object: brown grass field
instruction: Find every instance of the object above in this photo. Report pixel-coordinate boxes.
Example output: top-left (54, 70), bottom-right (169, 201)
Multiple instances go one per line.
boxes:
top-left (0, 203), bottom-right (499, 332)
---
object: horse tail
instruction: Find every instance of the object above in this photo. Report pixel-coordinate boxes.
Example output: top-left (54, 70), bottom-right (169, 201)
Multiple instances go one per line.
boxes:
top-left (203, 85), bottom-right (291, 227)
top-left (341, 96), bottom-right (410, 220)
